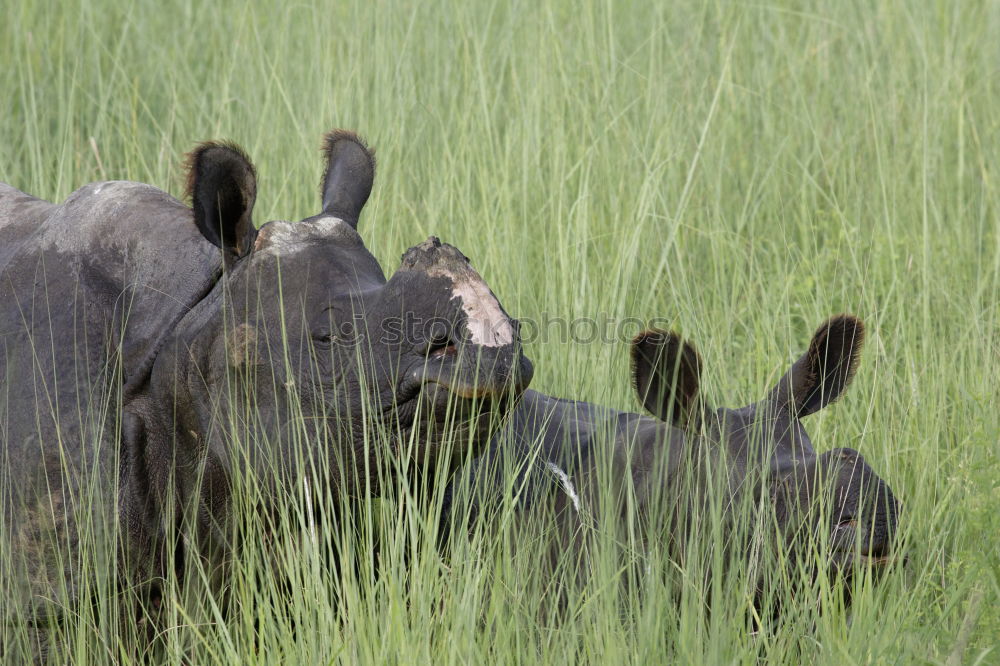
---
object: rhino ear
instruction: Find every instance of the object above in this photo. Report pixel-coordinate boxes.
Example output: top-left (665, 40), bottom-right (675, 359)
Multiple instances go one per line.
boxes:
top-left (769, 315), bottom-right (865, 418)
top-left (631, 329), bottom-right (702, 427)
top-left (186, 141), bottom-right (257, 257)
top-left (320, 129), bottom-right (375, 229)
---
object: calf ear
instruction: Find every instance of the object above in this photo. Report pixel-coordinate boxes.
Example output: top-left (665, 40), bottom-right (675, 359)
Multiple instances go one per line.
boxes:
top-left (769, 315), bottom-right (865, 418)
top-left (631, 329), bottom-right (702, 427)
top-left (320, 129), bottom-right (375, 229)
top-left (186, 141), bottom-right (257, 257)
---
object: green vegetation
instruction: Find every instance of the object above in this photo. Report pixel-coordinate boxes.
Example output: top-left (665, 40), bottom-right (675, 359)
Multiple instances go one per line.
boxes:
top-left (1, 0), bottom-right (997, 662)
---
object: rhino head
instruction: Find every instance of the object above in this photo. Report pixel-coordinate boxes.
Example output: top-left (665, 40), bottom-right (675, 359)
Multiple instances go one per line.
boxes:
top-left (632, 315), bottom-right (900, 589)
top-left (125, 131), bottom-right (532, 554)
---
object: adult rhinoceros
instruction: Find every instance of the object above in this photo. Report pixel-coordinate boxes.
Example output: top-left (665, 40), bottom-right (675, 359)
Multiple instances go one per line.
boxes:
top-left (0, 131), bottom-right (531, 633)
top-left (443, 315), bottom-right (898, 615)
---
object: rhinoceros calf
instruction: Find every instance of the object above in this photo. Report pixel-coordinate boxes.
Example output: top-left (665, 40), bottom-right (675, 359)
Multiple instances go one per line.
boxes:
top-left (443, 315), bottom-right (899, 613)
top-left (0, 131), bottom-right (532, 637)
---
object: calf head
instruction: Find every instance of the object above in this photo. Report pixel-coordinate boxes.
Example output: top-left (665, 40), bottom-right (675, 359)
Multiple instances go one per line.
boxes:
top-left (630, 316), bottom-right (900, 582)
top-left (147, 131), bottom-right (532, 502)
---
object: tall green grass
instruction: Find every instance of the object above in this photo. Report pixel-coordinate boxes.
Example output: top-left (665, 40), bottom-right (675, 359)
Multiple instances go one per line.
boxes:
top-left (1, 0), bottom-right (998, 662)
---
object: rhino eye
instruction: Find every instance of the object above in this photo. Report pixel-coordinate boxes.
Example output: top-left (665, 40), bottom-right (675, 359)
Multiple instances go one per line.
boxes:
top-left (312, 327), bottom-right (337, 345)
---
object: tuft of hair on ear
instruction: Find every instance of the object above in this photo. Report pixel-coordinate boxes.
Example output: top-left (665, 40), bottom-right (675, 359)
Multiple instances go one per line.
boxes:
top-left (807, 314), bottom-right (865, 393)
top-left (630, 328), bottom-right (703, 427)
top-left (183, 140), bottom-right (258, 257)
top-left (319, 129), bottom-right (376, 201)
top-left (184, 140), bottom-right (257, 205)
top-left (780, 313), bottom-right (866, 417)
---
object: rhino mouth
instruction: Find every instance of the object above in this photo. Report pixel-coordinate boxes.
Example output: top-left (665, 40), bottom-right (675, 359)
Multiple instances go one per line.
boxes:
top-left (835, 552), bottom-right (896, 572)
top-left (828, 525), bottom-right (897, 574)
top-left (393, 349), bottom-right (533, 428)
top-left (856, 551), bottom-right (895, 566)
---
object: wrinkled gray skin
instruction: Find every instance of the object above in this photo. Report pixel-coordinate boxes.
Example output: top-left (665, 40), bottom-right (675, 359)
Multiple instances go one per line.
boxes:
top-left (0, 130), bottom-right (532, 637)
top-left (444, 315), bottom-right (899, 611)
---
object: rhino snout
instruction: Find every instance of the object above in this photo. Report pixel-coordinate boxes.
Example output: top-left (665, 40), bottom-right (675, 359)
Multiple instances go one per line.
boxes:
top-left (821, 447), bottom-right (901, 572)
top-left (403, 344), bottom-right (533, 402)
top-left (387, 237), bottom-right (532, 404)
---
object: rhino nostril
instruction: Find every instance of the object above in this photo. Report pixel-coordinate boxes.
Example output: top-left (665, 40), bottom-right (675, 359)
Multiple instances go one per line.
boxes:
top-left (426, 327), bottom-right (459, 359)
top-left (430, 339), bottom-right (458, 359)
top-left (416, 320), bottom-right (459, 359)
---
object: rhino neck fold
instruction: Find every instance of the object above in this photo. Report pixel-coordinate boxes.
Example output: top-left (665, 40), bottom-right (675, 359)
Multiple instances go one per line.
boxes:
top-left (121, 263), bottom-right (225, 401)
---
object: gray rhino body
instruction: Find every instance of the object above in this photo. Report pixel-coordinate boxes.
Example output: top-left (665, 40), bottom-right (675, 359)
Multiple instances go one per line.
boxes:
top-left (444, 317), bottom-right (899, 613)
top-left (0, 132), bottom-right (531, 641)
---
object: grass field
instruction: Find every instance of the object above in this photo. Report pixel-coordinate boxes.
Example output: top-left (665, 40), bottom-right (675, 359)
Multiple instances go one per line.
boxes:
top-left (2, 0), bottom-right (998, 663)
